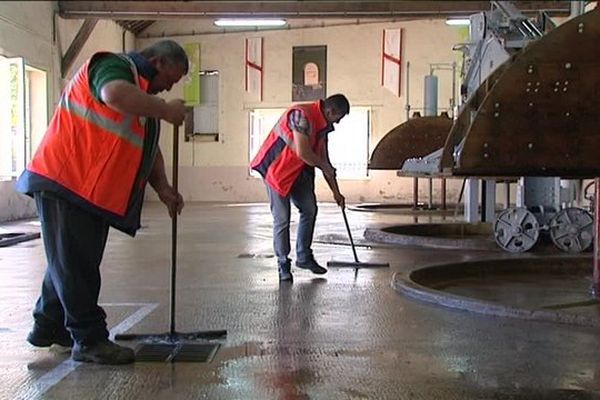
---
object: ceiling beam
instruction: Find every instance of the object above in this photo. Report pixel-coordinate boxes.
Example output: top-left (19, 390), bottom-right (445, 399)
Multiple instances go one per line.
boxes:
top-left (58, 1), bottom-right (570, 20)
top-left (61, 19), bottom-right (98, 78)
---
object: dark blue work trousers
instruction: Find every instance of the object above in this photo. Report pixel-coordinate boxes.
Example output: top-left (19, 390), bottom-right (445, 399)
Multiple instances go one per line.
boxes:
top-left (33, 192), bottom-right (110, 345)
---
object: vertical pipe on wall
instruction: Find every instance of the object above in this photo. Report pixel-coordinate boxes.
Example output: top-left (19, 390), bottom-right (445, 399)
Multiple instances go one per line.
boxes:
top-left (405, 61), bottom-right (411, 120)
top-left (423, 74), bottom-right (438, 117)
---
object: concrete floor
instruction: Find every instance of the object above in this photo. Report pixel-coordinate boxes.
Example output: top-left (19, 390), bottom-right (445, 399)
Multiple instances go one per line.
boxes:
top-left (2, 202), bottom-right (600, 399)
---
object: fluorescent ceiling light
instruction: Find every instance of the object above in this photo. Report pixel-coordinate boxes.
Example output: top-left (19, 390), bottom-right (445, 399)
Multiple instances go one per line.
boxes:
top-left (214, 19), bottom-right (287, 27)
top-left (445, 18), bottom-right (471, 26)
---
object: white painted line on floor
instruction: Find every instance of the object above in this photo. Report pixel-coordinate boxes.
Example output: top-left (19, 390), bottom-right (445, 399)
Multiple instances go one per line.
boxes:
top-left (27, 302), bottom-right (158, 397)
top-left (107, 302), bottom-right (159, 339)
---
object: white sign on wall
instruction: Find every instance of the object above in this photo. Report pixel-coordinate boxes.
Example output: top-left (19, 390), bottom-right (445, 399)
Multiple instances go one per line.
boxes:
top-left (245, 37), bottom-right (263, 101)
top-left (382, 28), bottom-right (403, 97)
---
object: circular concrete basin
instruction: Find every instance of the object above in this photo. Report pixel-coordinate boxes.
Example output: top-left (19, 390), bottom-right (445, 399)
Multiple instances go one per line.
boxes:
top-left (393, 255), bottom-right (600, 327)
top-left (365, 222), bottom-right (496, 250)
top-left (348, 203), bottom-right (457, 215)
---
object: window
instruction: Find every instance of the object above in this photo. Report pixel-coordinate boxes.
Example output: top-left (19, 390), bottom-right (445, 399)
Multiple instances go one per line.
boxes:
top-left (327, 107), bottom-right (370, 179)
top-left (0, 56), bottom-right (47, 180)
top-left (248, 106), bottom-right (371, 179)
top-left (185, 70), bottom-right (219, 142)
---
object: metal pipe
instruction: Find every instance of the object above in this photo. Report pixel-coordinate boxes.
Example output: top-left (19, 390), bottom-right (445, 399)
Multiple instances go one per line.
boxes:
top-left (441, 178), bottom-right (447, 210)
top-left (455, 178), bottom-right (466, 219)
top-left (570, 1), bottom-right (585, 18)
top-left (428, 177), bottom-right (433, 209)
top-left (481, 179), bottom-right (487, 222)
top-left (424, 74), bottom-right (438, 117)
top-left (405, 61), bottom-right (411, 120)
top-left (451, 62), bottom-right (457, 118)
top-left (522, 19), bottom-right (542, 36)
top-left (592, 177), bottom-right (600, 297)
top-left (518, 20), bottom-right (537, 38)
top-left (428, 62), bottom-right (457, 117)
top-left (413, 177), bottom-right (419, 209)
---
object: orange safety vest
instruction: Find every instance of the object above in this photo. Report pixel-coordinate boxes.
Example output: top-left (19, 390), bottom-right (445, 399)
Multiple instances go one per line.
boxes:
top-left (24, 53), bottom-right (148, 217)
top-left (250, 100), bottom-right (332, 196)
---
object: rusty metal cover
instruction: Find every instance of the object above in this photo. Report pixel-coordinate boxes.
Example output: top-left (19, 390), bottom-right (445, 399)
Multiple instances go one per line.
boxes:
top-left (445, 9), bottom-right (600, 178)
top-left (369, 115), bottom-right (453, 170)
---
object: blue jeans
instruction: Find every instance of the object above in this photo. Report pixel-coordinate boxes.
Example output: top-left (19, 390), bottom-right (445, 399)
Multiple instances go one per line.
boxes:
top-left (33, 192), bottom-right (110, 345)
top-left (266, 169), bottom-right (318, 267)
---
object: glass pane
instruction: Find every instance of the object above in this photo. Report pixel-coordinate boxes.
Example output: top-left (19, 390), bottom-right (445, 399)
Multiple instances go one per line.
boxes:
top-left (0, 56), bottom-right (25, 179)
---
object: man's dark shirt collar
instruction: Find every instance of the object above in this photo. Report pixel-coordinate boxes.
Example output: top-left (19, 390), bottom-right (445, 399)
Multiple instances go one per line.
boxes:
top-left (126, 52), bottom-right (158, 82)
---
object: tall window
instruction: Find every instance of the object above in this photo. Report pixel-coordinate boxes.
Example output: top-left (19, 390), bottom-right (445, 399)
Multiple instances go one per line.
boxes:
top-left (248, 106), bottom-right (371, 179)
top-left (0, 56), bottom-right (47, 180)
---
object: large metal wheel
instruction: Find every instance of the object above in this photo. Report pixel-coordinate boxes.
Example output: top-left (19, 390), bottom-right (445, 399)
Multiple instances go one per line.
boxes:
top-left (493, 207), bottom-right (540, 253)
top-left (549, 207), bottom-right (594, 253)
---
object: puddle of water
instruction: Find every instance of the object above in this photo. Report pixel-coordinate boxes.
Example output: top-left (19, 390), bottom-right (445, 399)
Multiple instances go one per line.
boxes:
top-left (237, 253), bottom-right (275, 259)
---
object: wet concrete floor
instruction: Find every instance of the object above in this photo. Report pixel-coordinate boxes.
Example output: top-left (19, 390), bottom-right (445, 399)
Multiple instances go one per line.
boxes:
top-left (2, 202), bottom-right (600, 399)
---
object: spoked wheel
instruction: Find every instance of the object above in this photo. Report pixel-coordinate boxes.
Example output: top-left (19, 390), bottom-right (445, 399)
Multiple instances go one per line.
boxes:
top-left (493, 207), bottom-right (540, 253)
top-left (549, 207), bottom-right (593, 253)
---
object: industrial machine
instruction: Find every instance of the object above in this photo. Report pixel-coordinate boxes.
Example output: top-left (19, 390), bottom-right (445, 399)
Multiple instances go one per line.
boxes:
top-left (369, 2), bottom-right (599, 253)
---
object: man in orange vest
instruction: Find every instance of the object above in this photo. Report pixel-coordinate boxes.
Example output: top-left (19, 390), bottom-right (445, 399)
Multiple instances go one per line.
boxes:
top-left (251, 94), bottom-right (349, 282)
top-left (16, 40), bottom-right (188, 364)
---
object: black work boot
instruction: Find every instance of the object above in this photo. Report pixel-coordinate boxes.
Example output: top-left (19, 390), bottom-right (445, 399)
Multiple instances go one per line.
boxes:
top-left (72, 339), bottom-right (134, 365)
top-left (27, 323), bottom-right (74, 348)
top-left (296, 258), bottom-right (327, 275)
top-left (278, 263), bottom-right (293, 282)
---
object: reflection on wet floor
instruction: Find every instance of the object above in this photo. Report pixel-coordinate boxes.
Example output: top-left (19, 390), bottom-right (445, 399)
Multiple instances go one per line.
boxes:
top-left (2, 202), bottom-right (600, 398)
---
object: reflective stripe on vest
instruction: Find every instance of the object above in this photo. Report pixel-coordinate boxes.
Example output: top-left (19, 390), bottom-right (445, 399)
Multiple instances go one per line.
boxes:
top-left (58, 97), bottom-right (143, 149)
top-left (25, 52), bottom-right (149, 217)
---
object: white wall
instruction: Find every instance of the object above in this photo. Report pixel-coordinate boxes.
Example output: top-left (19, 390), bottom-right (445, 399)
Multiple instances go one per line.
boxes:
top-left (0, 8), bottom-right (477, 220)
top-left (57, 18), bottom-right (135, 81)
top-left (0, 1), bottom-right (57, 221)
top-left (138, 19), bottom-right (466, 204)
top-left (0, 2), bottom-right (133, 221)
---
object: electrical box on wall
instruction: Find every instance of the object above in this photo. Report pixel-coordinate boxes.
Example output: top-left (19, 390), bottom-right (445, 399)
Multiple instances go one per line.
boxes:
top-left (185, 71), bottom-right (219, 142)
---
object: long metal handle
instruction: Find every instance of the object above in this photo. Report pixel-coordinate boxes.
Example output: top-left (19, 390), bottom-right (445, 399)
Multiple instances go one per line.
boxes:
top-left (341, 207), bottom-right (360, 263)
top-left (169, 124), bottom-right (179, 335)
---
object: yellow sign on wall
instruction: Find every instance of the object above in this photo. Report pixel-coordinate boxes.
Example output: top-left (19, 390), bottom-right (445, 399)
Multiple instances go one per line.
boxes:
top-left (183, 43), bottom-right (200, 106)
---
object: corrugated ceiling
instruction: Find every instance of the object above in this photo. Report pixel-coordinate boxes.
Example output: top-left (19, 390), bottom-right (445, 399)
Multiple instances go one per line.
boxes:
top-left (114, 20), bottom-right (155, 35)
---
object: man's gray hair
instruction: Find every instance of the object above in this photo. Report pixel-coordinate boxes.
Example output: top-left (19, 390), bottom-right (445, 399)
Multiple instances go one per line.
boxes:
top-left (140, 40), bottom-right (189, 74)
